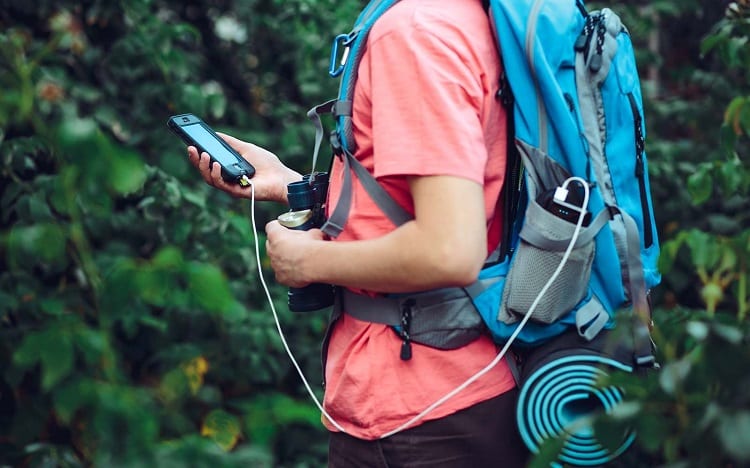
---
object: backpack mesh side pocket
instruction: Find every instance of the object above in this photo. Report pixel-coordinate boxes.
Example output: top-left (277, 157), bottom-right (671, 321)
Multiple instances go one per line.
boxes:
top-left (499, 199), bottom-right (596, 324)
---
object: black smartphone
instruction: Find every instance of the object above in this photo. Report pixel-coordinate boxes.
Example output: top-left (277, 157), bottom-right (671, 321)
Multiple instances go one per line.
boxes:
top-left (167, 113), bottom-right (255, 186)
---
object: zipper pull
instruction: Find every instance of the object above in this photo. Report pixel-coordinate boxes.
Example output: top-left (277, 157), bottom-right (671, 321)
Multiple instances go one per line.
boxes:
top-left (575, 15), bottom-right (593, 51)
top-left (399, 300), bottom-right (414, 361)
top-left (590, 13), bottom-right (607, 73)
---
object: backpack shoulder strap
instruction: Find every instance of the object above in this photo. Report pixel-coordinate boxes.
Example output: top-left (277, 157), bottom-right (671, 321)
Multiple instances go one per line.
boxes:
top-left (306, 0), bottom-right (410, 238)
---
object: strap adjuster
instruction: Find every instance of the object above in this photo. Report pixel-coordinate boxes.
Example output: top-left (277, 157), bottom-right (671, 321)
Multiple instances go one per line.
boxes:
top-left (329, 130), bottom-right (343, 156)
top-left (635, 355), bottom-right (657, 367)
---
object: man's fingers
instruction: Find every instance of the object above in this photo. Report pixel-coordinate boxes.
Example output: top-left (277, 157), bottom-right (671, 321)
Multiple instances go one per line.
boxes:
top-left (265, 220), bottom-right (283, 237)
top-left (195, 152), bottom-right (216, 186)
top-left (187, 146), bottom-right (200, 166)
top-left (209, 157), bottom-right (225, 186)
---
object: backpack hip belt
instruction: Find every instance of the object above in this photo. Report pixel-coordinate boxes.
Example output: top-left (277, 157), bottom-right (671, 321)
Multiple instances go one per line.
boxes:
top-left (333, 287), bottom-right (486, 360)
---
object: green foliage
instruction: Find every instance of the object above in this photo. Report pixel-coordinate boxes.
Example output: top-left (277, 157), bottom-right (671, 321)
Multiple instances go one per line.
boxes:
top-left (1, 0), bottom-right (749, 465)
top-left (0, 0), bottom-right (347, 465)
top-left (595, 310), bottom-right (750, 467)
top-left (579, 2), bottom-right (750, 466)
top-left (514, 2), bottom-right (750, 466)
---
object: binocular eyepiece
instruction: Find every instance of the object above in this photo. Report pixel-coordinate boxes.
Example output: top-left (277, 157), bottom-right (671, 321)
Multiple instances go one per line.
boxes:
top-left (277, 172), bottom-right (335, 312)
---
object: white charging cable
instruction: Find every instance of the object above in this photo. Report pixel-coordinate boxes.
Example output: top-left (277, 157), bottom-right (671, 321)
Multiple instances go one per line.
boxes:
top-left (247, 181), bottom-right (346, 433)
top-left (248, 176), bottom-right (590, 438)
top-left (380, 176), bottom-right (591, 437)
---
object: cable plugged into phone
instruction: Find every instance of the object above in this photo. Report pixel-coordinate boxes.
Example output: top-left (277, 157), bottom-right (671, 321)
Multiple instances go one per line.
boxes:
top-left (245, 180), bottom-right (347, 434)
top-left (539, 178), bottom-right (592, 226)
top-left (167, 113), bottom-right (256, 186)
top-left (554, 186), bottom-right (569, 202)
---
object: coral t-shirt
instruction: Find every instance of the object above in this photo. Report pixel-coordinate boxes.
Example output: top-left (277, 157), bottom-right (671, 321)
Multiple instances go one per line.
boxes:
top-left (322, 0), bottom-right (515, 440)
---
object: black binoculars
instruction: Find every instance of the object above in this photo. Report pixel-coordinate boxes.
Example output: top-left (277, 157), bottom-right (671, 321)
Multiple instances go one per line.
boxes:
top-left (276, 172), bottom-right (336, 312)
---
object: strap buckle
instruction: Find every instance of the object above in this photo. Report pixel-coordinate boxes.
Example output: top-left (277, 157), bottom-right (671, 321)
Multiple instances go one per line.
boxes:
top-left (329, 130), bottom-right (344, 156)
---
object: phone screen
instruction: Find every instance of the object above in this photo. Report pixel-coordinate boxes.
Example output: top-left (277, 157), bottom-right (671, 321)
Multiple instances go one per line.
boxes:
top-left (182, 122), bottom-right (237, 166)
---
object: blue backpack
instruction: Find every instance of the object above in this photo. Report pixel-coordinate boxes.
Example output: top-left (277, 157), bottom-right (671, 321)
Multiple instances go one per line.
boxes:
top-left (307, 0), bottom-right (661, 368)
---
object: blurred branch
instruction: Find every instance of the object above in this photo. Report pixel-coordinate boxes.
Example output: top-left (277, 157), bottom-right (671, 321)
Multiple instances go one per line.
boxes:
top-left (181, 3), bottom-right (256, 110)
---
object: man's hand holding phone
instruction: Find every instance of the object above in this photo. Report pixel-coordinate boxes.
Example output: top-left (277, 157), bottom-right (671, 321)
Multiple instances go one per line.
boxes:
top-left (168, 113), bottom-right (301, 203)
top-left (187, 133), bottom-right (301, 203)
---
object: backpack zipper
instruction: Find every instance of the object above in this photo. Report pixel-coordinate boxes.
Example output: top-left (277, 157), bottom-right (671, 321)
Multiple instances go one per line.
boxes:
top-left (627, 92), bottom-right (654, 248)
top-left (526, 0), bottom-right (548, 152)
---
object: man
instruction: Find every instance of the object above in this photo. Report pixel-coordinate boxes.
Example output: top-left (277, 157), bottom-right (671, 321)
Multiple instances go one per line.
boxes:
top-left (189, 0), bottom-right (527, 465)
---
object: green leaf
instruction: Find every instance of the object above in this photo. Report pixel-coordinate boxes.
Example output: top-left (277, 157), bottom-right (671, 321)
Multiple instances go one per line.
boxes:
top-left (39, 298), bottom-right (66, 316)
top-left (657, 237), bottom-right (683, 274)
top-left (13, 330), bottom-right (46, 368)
top-left (56, 117), bottom-right (101, 156)
top-left (182, 189), bottom-right (206, 209)
top-left (13, 328), bottom-right (74, 390)
top-left (686, 321), bottom-right (709, 341)
top-left (659, 359), bottom-right (692, 395)
top-left (0, 291), bottom-right (19, 313)
top-left (159, 368), bottom-right (191, 404)
top-left (201, 409), bottom-right (242, 451)
top-left (741, 99), bottom-right (750, 136)
top-left (720, 123), bottom-right (739, 156)
top-left (240, 394), bottom-right (320, 448)
top-left (684, 230), bottom-right (721, 270)
top-left (719, 159), bottom-right (744, 194)
top-left (152, 245), bottom-right (184, 269)
top-left (7, 223), bottom-right (68, 269)
top-left (186, 262), bottom-right (233, 314)
top-left (700, 31), bottom-right (726, 56)
top-left (718, 411), bottom-right (750, 460)
top-left (527, 435), bottom-right (566, 468)
top-left (711, 322), bottom-right (744, 345)
top-left (686, 165), bottom-right (714, 205)
top-left (73, 329), bottom-right (110, 367)
top-left (53, 378), bottom-right (97, 424)
top-left (106, 148), bottom-right (147, 194)
top-left (27, 192), bottom-right (54, 221)
top-left (634, 412), bottom-right (670, 453)
top-left (724, 96), bottom-right (746, 127)
top-left (135, 266), bottom-right (172, 307)
top-left (40, 333), bottom-right (74, 390)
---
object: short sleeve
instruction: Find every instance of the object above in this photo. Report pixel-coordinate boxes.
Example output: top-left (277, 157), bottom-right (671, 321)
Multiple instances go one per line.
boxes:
top-left (363, 19), bottom-right (490, 184)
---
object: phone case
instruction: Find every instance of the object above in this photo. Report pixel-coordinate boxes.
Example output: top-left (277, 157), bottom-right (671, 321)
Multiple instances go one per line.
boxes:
top-left (168, 113), bottom-right (255, 185)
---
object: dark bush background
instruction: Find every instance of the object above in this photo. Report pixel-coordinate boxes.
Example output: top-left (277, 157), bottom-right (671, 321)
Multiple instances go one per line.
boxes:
top-left (0, 0), bottom-right (748, 466)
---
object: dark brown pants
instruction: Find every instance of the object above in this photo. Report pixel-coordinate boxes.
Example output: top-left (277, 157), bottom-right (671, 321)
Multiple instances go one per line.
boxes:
top-left (328, 389), bottom-right (529, 468)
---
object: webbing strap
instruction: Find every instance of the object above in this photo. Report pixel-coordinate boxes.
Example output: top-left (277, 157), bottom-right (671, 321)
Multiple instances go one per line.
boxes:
top-left (620, 210), bottom-right (655, 366)
top-left (321, 147), bottom-right (412, 238)
top-left (321, 149), bottom-right (353, 238)
top-left (337, 287), bottom-right (485, 350)
top-left (464, 275), bottom-right (503, 299)
top-left (307, 100), bottom-right (354, 177)
top-left (575, 296), bottom-right (609, 341)
top-left (519, 200), bottom-right (610, 251)
top-left (307, 100), bottom-right (336, 177)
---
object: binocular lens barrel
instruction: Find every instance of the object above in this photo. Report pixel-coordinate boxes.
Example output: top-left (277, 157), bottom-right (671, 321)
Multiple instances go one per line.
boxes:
top-left (278, 173), bottom-right (335, 312)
